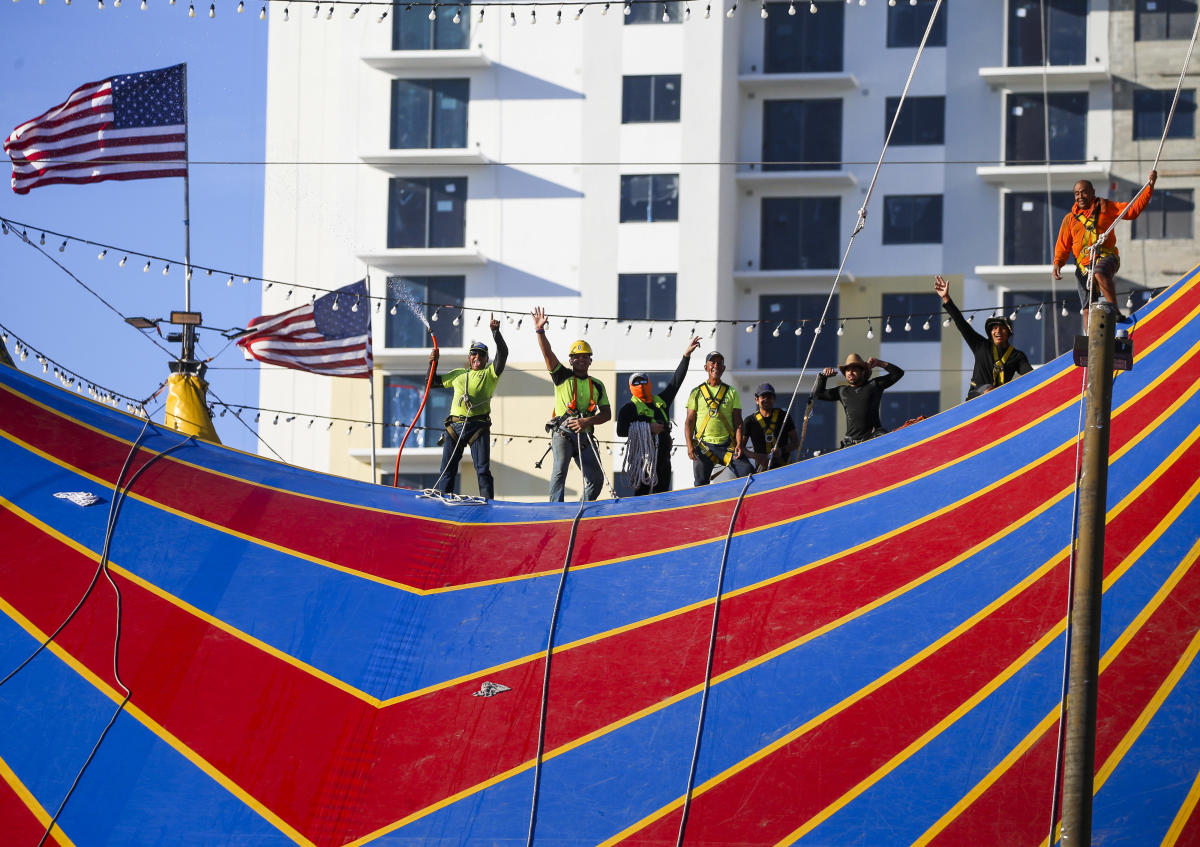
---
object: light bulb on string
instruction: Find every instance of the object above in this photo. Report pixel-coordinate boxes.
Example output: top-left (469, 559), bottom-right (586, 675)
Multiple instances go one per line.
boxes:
top-left (39, 232), bottom-right (45, 246)
top-left (1035, 304), bottom-right (1043, 321)
top-left (666, 324), bottom-right (673, 337)
top-left (141, 0), bottom-right (147, 8)
top-left (809, 0), bottom-right (816, 11)
top-left (709, 325), bottom-right (717, 337)
top-left (903, 316), bottom-right (912, 332)
top-left (836, 320), bottom-right (845, 336)
top-left (529, 7), bottom-right (536, 22)
top-left (227, 276), bottom-right (234, 287)
top-left (98, 0), bottom-right (104, 9)
top-left (312, 1), bottom-right (318, 15)
top-left (119, 255), bottom-right (127, 266)
top-left (57, 240), bottom-right (67, 253)
top-left (772, 322), bottom-right (782, 338)
top-left (922, 316), bottom-right (931, 331)
top-left (348, 5), bottom-right (358, 16)
top-left (162, 264), bottom-right (170, 276)
top-left (574, 6), bottom-right (583, 18)
top-left (884, 317), bottom-right (893, 334)
top-left (430, 308), bottom-right (439, 322)
top-left (428, 3), bottom-right (436, 19)
top-left (453, 5), bottom-right (461, 21)
top-left (97, 249), bottom-right (107, 260)
top-left (943, 315), bottom-right (951, 327)
top-left (509, 8), bottom-right (516, 24)
top-left (866, 321), bottom-right (874, 340)
top-left (1061, 303), bottom-right (1069, 318)
top-left (745, 322), bottom-right (755, 333)
top-left (622, 0), bottom-right (630, 13)
top-left (1009, 308), bottom-right (1018, 321)
top-left (143, 260), bottom-right (151, 272)
top-left (351, 297), bottom-right (360, 313)
top-left (625, 324), bottom-right (633, 336)
top-left (1125, 293), bottom-right (1134, 309)
top-left (787, 0), bottom-right (794, 12)
top-left (561, 317), bottom-right (568, 330)
top-left (188, 2), bottom-right (195, 15)
top-left (704, 3), bottom-right (710, 17)
top-left (759, 0), bottom-right (766, 16)
top-left (474, 314), bottom-right (481, 326)
top-left (326, 4), bottom-right (333, 17)
top-left (646, 326), bottom-right (654, 339)
top-left (477, 5), bottom-right (483, 19)
top-left (814, 320), bottom-right (824, 336)
top-left (725, 2), bottom-right (736, 16)
top-left (556, 7), bottom-right (562, 22)
top-left (209, 1), bottom-right (215, 15)
top-left (236, 0), bottom-right (243, 9)
top-left (332, 295), bottom-right (340, 311)
top-left (601, 2), bottom-right (608, 13)
top-left (452, 310), bottom-right (461, 326)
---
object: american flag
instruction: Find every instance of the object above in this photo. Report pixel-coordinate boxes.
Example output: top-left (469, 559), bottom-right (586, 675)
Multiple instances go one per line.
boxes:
top-left (238, 280), bottom-right (374, 379)
top-left (4, 64), bottom-right (187, 194)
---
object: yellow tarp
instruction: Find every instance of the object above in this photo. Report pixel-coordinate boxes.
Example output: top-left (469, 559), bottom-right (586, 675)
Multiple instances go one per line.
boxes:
top-left (164, 372), bottom-right (222, 444)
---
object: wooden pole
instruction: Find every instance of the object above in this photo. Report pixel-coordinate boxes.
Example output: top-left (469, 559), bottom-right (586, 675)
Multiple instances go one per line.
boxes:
top-left (1060, 303), bottom-right (1116, 847)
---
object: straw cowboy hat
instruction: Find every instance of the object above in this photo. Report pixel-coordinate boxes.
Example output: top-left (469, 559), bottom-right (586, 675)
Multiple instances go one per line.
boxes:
top-left (838, 353), bottom-right (872, 377)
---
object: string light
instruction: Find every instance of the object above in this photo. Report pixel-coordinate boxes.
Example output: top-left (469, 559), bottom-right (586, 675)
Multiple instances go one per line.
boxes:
top-left (143, 260), bottom-right (151, 272)
top-left (97, 249), bottom-right (107, 260)
top-left (725, 2), bottom-right (736, 16)
top-left (1061, 303), bottom-right (1069, 317)
top-left (865, 321), bottom-right (874, 340)
top-left (1035, 304), bottom-right (1044, 321)
top-left (922, 316), bottom-right (931, 331)
top-left (793, 323), bottom-right (803, 336)
top-left (58, 240), bottom-right (67, 253)
top-left (903, 316), bottom-right (911, 332)
top-left (759, 0), bottom-right (766, 16)
top-left (188, 2), bottom-right (195, 15)
top-left (788, 0), bottom-right (795, 12)
top-left (119, 256), bottom-right (127, 266)
top-left (772, 323), bottom-right (782, 337)
top-left (162, 263), bottom-right (170, 275)
top-left (209, 1), bottom-right (215, 16)
top-left (530, 7), bottom-right (536, 21)
top-left (836, 320), bottom-right (845, 336)
top-left (745, 322), bottom-right (755, 333)
top-left (809, 0), bottom-right (816, 11)
top-left (884, 317), bottom-right (893, 334)
top-left (453, 5), bottom-right (461, 22)
top-left (428, 2), bottom-right (436, 19)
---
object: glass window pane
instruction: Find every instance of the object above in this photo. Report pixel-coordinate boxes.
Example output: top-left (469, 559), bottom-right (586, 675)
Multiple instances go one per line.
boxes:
top-left (883, 195), bottom-right (943, 244)
top-left (1008, 0), bottom-right (1087, 67)
top-left (880, 293), bottom-right (942, 341)
top-left (1136, 0), bottom-right (1198, 40)
top-left (651, 174), bottom-right (679, 221)
top-left (387, 179), bottom-right (429, 248)
top-left (621, 175), bottom-right (651, 222)
top-left (1004, 191), bottom-right (1074, 264)
top-left (617, 274), bottom-right (650, 320)
top-left (653, 75), bottom-right (681, 122)
top-left (648, 273), bottom-right (677, 320)
top-left (428, 178), bottom-right (467, 247)
top-left (1134, 89), bottom-right (1195, 140)
top-left (885, 96), bottom-right (945, 145)
top-left (622, 76), bottom-right (653, 123)
top-left (431, 79), bottom-right (469, 148)
top-left (764, 2), bottom-right (843, 72)
top-left (760, 196), bottom-right (840, 269)
top-left (382, 374), bottom-right (453, 447)
top-left (432, 4), bottom-right (470, 48)
top-left (757, 293), bottom-right (839, 369)
top-left (1132, 189), bottom-right (1195, 240)
top-left (1006, 92), bottom-right (1087, 164)
top-left (886, 0), bottom-right (946, 48)
top-left (763, 98), bottom-right (842, 171)
top-left (390, 81), bottom-right (432, 149)
top-left (624, 0), bottom-right (682, 23)
top-left (384, 276), bottom-right (465, 347)
top-left (392, 4), bottom-right (432, 50)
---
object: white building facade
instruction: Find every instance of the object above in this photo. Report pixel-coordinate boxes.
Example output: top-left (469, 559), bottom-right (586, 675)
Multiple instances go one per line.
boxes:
top-left (260, 0), bottom-right (1197, 499)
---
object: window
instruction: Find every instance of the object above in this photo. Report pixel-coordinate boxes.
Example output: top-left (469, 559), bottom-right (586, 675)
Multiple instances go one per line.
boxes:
top-left (1133, 89), bottom-right (1195, 139)
top-left (881, 392), bottom-right (940, 430)
top-left (614, 370), bottom-right (677, 497)
top-left (382, 374), bottom-right (453, 448)
top-left (758, 293), bottom-right (839, 369)
top-left (764, 2), bottom-right (843, 72)
top-left (392, 3), bottom-right (470, 50)
top-left (885, 96), bottom-right (945, 145)
top-left (624, 0), bottom-right (683, 23)
top-left (620, 174), bottom-right (679, 222)
top-left (1136, 0), bottom-right (1197, 40)
top-left (1007, 0), bottom-right (1086, 67)
top-left (1004, 191), bottom-right (1074, 265)
top-left (762, 98), bottom-right (842, 171)
top-left (1002, 289), bottom-right (1078, 363)
top-left (390, 79), bottom-right (469, 149)
top-left (618, 274), bottom-right (677, 321)
top-left (887, 0), bottom-right (946, 48)
top-left (883, 195), bottom-right (943, 244)
top-left (387, 177), bottom-right (467, 248)
top-left (1005, 92), bottom-right (1087, 164)
top-left (1132, 189), bottom-right (1195, 240)
top-left (880, 293), bottom-right (942, 342)
top-left (760, 196), bottom-right (840, 270)
top-left (384, 276), bottom-right (465, 348)
top-left (622, 75), bottom-right (681, 123)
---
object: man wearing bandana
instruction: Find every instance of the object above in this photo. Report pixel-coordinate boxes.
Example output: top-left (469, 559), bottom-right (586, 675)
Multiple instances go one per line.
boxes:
top-left (1052, 170), bottom-right (1157, 324)
top-left (615, 335), bottom-right (701, 495)
top-left (934, 275), bottom-right (1032, 401)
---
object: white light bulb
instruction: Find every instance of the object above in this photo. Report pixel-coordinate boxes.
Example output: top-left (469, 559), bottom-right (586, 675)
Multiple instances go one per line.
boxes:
top-left (429, 5), bottom-right (436, 19)
top-left (793, 325), bottom-right (803, 336)
top-left (922, 318), bottom-right (930, 331)
top-left (836, 322), bottom-right (844, 336)
top-left (98, 249), bottom-right (107, 260)
top-left (209, 1), bottom-right (215, 15)
top-left (759, 3), bottom-right (766, 16)
top-left (745, 323), bottom-right (755, 333)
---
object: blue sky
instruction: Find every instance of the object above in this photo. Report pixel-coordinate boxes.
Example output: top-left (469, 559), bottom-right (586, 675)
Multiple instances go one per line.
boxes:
top-left (1, 1), bottom-right (267, 451)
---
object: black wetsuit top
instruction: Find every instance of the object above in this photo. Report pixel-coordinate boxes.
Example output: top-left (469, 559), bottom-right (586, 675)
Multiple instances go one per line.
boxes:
top-left (815, 362), bottom-right (904, 442)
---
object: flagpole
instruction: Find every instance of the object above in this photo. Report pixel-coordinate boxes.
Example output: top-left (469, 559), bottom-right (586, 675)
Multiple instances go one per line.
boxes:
top-left (369, 373), bottom-right (378, 484)
top-left (181, 63), bottom-right (195, 365)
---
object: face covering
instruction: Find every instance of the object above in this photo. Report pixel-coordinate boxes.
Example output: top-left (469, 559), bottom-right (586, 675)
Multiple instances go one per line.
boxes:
top-left (631, 383), bottom-right (653, 404)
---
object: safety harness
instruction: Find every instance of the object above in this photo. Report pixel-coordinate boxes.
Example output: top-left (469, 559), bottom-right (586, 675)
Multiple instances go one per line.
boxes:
top-left (753, 408), bottom-right (783, 450)
top-left (565, 376), bottom-right (599, 416)
top-left (1073, 200), bottom-right (1117, 268)
top-left (693, 383), bottom-right (735, 466)
top-left (991, 344), bottom-right (1016, 387)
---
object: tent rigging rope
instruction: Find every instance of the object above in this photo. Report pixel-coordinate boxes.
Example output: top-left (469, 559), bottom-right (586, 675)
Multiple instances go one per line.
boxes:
top-left (674, 473), bottom-right (755, 847)
top-left (526, 426), bottom-right (591, 847)
top-left (622, 420), bottom-right (658, 491)
top-left (779, 0), bottom-right (945, 440)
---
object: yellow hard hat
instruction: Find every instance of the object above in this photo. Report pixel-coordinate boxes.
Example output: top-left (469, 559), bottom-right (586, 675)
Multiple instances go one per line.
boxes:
top-left (569, 339), bottom-right (593, 357)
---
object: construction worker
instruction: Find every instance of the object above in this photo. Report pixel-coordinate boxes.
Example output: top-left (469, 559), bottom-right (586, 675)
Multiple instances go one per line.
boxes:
top-left (816, 353), bottom-right (904, 448)
top-left (616, 335), bottom-right (701, 495)
top-left (532, 305), bottom-right (611, 502)
top-left (934, 275), bottom-right (1032, 400)
top-left (1052, 170), bottom-right (1157, 324)
top-left (741, 383), bottom-right (799, 472)
top-left (684, 351), bottom-right (752, 486)
top-left (428, 315), bottom-right (507, 499)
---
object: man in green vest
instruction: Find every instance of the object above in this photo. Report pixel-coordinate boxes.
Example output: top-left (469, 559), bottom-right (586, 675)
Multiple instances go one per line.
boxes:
top-left (684, 351), bottom-right (752, 486)
top-left (616, 335), bottom-right (701, 495)
top-left (428, 315), bottom-right (507, 499)
top-left (532, 306), bottom-right (612, 502)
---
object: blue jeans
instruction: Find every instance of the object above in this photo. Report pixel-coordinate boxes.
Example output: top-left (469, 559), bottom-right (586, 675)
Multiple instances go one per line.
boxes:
top-left (437, 418), bottom-right (494, 500)
top-left (549, 429), bottom-right (603, 502)
top-left (691, 439), bottom-right (753, 486)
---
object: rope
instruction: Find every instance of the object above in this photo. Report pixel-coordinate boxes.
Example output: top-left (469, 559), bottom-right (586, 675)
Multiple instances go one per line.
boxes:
top-left (622, 421), bottom-right (658, 491)
top-left (779, 0), bottom-right (945, 437)
top-left (1037, 0), bottom-right (1065, 357)
top-left (675, 472), bottom-right (755, 847)
top-left (526, 427), bottom-right (590, 846)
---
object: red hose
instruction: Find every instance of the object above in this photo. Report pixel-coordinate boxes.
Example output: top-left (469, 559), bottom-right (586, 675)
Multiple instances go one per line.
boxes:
top-left (392, 333), bottom-right (438, 487)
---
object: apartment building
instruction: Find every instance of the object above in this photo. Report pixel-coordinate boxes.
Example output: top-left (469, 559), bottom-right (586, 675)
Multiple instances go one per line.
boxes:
top-left (259, 0), bottom-right (1197, 500)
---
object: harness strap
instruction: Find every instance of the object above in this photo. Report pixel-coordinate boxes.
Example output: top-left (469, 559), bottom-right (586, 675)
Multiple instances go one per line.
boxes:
top-left (755, 409), bottom-right (781, 448)
top-left (696, 439), bottom-right (734, 466)
top-left (992, 345), bottom-right (1015, 386)
top-left (694, 384), bottom-right (733, 442)
top-left (1073, 200), bottom-right (1117, 266)
top-left (566, 376), bottom-right (598, 415)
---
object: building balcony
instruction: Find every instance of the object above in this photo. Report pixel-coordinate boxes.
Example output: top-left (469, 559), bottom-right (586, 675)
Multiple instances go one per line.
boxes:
top-left (736, 168), bottom-right (857, 192)
top-left (359, 247), bottom-right (487, 272)
top-left (360, 148), bottom-right (490, 171)
top-left (361, 50), bottom-right (490, 74)
top-left (978, 64), bottom-right (1110, 92)
top-left (733, 269), bottom-right (855, 286)
top-left (975, 162), bottom-right (1107, 189)
top-left (974, 264), bottom-right (1067, 286)
top-left (737, 72), bottom-right (859, 96)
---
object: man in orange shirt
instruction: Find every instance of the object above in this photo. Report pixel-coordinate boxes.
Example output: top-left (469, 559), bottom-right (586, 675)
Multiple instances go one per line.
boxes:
top-left (1052, 170), bottom-right (1156, 323)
